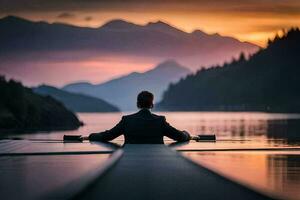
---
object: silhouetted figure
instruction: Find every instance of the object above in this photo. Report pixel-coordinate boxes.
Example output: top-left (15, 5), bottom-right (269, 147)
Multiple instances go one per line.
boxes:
top-left (88, 91), bottom-right (191, 144)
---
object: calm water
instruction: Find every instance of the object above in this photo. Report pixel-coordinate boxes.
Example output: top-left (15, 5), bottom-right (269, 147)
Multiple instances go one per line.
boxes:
top-left (6, 112), bottom-right (300, 199)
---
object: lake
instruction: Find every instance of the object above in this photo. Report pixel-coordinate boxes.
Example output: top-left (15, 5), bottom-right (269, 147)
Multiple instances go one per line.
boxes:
top-left (6, 111), bottom-right (300, 199)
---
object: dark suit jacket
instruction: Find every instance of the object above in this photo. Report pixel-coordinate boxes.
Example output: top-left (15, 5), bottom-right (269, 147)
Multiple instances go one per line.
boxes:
top-left (89, 109), bottom-right (190, 144)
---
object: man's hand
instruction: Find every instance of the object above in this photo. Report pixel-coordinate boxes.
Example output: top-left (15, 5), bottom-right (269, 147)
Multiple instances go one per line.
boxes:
top-left (190, 136), bottom-right (199, 140)
top-left (182, 130), bottom-right (192, 140)
top-left (182, 131), bottom-right (199, 140)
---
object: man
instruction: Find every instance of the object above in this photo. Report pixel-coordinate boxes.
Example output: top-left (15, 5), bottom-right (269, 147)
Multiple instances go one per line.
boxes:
top-left (88, 91), bottom-right (192, 144)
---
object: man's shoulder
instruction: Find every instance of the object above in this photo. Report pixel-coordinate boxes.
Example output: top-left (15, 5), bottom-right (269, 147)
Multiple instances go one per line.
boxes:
top-left (122, 112), bottom-right (138, 118)
top-left (121, 112), bottom-right (137, 120)
top-left (123, 111), bottom-right (165, 120)
top-left (151, 112), bottom-right (165, 120)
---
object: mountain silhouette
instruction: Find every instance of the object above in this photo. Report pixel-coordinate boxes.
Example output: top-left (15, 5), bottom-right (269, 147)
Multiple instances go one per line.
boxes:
top-left (63, 60), bottom-right (191, 111)
top-left (0, 76), bottom-right (82, 131)
top-left (33, 85), bottom-right (120, 112)
top-left (101, 19), bottom-right (140, 30)
top-left (157, 28), bottom-right (300, 113)
top-left (0, 16), bottom-right (259, 68)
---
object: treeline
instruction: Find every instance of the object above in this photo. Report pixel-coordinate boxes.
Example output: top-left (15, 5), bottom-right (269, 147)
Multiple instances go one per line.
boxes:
top-left (157, 28), bottom-right (300, 113)
top-left (0, 77), bottom-right (82, 132)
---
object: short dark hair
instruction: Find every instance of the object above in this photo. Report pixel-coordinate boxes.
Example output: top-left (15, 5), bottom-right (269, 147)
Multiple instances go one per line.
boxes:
top-left (137, 91), bottom-right (154, 109)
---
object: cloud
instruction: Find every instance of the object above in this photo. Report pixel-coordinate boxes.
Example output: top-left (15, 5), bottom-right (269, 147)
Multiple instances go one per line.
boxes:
top-left (0, 0), bottom-right (299, 17)
top-left (57, 12), bottom-right (76, 19)
top-left (251, 25), bottom-right (294, 33)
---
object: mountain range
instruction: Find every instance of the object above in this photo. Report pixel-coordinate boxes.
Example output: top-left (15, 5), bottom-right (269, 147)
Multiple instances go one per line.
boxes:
top-left (157, 28), bottom-right (300, 113)
top-left (33, 85), bottom-right (120, 112)
top-left (0, 15), bottom-right (259, 69)
top-left (63, 60), bottom-right (191, 111)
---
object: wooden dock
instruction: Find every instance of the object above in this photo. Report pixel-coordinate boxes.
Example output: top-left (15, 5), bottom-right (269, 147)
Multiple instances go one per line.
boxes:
top-left (0, 140), bottom-right (272, 200)
top-left (74, 144), bottom-right (271, 200)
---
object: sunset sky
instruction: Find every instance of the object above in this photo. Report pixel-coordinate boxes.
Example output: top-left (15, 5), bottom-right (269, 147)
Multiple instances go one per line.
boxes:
top-left (1, 0), bottom-right (299, 46)
top-left (0, 0), bottom-right (299, 86)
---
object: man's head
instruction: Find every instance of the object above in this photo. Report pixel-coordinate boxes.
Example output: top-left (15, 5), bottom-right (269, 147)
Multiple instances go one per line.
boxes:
top-left (137, 91), bottom-right (154, 109)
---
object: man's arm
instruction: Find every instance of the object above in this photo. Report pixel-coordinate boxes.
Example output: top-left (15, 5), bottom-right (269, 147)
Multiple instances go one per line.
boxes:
top-left (89, 117), bottom-right (125, 142)
top-left (162, 117), bottom-right (190, 142)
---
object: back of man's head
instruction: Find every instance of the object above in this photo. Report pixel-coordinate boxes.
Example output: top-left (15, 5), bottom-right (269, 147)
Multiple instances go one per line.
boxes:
top-left (137, 91), bottom-right (154, 109)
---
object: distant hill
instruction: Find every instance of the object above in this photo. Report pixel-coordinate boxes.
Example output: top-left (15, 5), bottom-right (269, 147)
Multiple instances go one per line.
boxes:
top-left (0, 16), bottom-right (259, 69)
top-left (33, 85), bottom-right (120, 112)
top-left (157, 28), bottom-right (300, 113)
top-left (63, 60), bottom-right (191, 111)
top-left (0, 77), bottom-right (82, 132)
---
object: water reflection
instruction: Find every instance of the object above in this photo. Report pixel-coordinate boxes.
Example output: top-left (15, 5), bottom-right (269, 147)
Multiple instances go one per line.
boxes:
top-left (268, 119), bottom-right (300, 142)
top-left (268, 154), bottom-right (300, 199)
top-left (162, 112), bottom-right (300, 149)
top-left (4, 112), bottom-right (300, 148)
top-left (4, 112), bottom-right (300, 138)
top-left (160, 112), bottom-right (300, 139)
top-left (183, 151), bottom-right (300, 200)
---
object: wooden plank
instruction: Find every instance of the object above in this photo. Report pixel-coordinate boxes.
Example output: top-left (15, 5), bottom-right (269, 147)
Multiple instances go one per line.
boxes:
top-left (44, 149), bottom-right (123, 200)
top-left (75, 144), bottom-right (272, 200)
top-left (0, 140), bottom-right (113, 155)
top-left (0, 154), bottom-right (112, 200)
top-left (0, 140), bottom-right (122, 200)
